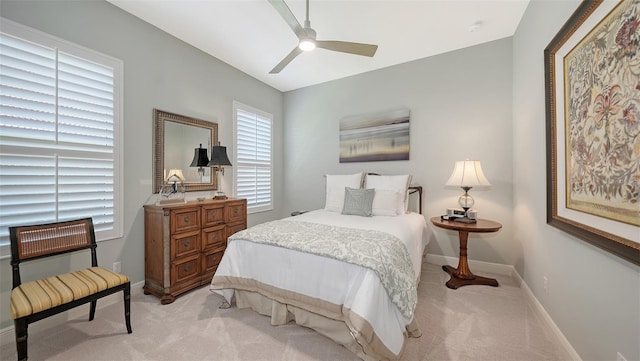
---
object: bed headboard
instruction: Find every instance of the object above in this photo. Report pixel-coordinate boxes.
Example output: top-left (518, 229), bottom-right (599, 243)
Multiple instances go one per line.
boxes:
top-left (409, 185), bottom-right (423, 215)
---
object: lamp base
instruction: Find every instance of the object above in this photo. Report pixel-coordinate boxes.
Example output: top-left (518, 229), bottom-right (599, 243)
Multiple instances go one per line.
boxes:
top-left (452, 217), bottom-right (477, 224)
top-left (213, 191), bottom-right (228, 200)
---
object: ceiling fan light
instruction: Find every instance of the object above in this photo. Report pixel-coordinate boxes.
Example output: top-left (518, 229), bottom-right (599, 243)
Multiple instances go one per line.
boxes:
top-left (299, 38), bottom-right (316, 51)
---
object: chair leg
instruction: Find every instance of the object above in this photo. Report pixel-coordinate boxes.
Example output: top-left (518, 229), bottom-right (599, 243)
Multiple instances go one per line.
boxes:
top-left (124, 283), bottom-right (132, 334)
top-left (89, 300), bottom-right (97, 321)
top-left (14, 318), bottom-right (28, 361)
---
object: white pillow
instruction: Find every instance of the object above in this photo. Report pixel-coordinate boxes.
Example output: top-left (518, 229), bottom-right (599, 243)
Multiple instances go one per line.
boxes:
top-left (372, 189), bottom-right (403, 216)
top-left (365, 174), bottom-right (412, 213)
top-left (324, 172), bottom-right (364, 212)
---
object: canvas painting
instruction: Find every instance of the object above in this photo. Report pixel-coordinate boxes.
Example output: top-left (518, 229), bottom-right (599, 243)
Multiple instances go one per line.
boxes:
top-left (339, 108), bottom-right (410, 163)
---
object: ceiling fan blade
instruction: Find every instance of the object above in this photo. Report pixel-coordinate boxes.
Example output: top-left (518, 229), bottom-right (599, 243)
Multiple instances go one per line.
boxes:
top-left (316, 41), bottom-right (378, 57)
top-left (270, 47), bottom-right (303, 74)
top-left (268, 0), bottom-right (307, 40)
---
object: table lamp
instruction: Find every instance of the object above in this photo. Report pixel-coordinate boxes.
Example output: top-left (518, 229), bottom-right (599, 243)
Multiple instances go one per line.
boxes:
top-left (207, 142), bottom-right (232, 199)
top-left (445, 160), bottom-right (490, 223)
top-left (166, 168), bottom-right (185, 191)
top-left (189, 143), bottom-right (209, 182)
top-left (158, 168), bottom-right (186, 205)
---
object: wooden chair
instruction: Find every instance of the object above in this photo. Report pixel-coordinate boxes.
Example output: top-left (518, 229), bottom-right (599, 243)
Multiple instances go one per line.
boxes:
top-left (9, 218), bottom-right (132, 361)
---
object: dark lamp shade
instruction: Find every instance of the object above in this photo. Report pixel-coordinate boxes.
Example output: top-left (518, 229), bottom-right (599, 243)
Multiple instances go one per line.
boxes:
top-left (207, 145), bottom-right (232, 167)
top-left (190, 144), bottom-right (209, 167)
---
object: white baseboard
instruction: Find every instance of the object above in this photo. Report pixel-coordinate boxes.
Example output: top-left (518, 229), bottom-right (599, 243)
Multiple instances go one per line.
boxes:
top-left (424, 255), bottom-right (581, 361)
top-left (425, 253), bottom-right (514, 276)
top-left (511, 271), bottom-right (582, 361)
top-left (0, 281), bottom-right (145, 348)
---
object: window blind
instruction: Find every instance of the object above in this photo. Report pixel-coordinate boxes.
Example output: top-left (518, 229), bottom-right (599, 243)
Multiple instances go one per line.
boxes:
top-left (0, 20), bottom-right (123, 255)
top-left (234, 102), bottom-right (273, 213)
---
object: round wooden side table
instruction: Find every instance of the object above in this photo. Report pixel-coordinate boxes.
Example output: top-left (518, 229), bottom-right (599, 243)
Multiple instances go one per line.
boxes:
top-left (430, 216), bottom-right (502, 289)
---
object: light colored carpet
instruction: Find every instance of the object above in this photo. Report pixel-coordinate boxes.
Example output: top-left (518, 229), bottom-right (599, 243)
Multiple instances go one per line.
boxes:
top-left (0, 262), bottom-right (573, 360)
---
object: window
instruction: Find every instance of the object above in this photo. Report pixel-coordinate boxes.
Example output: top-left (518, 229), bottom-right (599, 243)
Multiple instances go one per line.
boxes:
top-left (0, 19), bottom-right (123, 257)
top-left (233, 101), bottom-right (273, 213)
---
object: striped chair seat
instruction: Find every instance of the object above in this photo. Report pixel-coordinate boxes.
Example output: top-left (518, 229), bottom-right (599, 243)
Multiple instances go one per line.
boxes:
top-left (10, 267), bottom-right (129, 319)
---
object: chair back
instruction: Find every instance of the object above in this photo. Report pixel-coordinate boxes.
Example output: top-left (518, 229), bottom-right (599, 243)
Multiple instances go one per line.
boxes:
top-left (9, 218), bottom-right (98, 288)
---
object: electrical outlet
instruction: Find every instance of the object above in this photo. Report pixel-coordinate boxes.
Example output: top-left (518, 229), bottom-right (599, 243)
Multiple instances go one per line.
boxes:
top-left (543, 276), bottom-right (549, 294)
top-left (112, 261), bottom-right (121, 273)
top-left (616, 352), bottom-right (628, 361)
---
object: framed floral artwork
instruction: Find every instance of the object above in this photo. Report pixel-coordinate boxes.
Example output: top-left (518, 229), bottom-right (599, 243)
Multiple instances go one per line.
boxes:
top-left (544, 0), bottom-right (639, 265)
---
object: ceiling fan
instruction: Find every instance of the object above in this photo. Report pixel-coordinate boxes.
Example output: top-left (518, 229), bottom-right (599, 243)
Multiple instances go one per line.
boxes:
top-left (268, 0), bottom-right (379, 74)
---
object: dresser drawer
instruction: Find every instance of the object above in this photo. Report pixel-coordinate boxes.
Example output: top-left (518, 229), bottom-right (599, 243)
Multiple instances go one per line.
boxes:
top-left (202, 225), bottom-right (226, 251)
top-left (171, 254), bottom-right (201, 285)
top-left (171, 207), bottom-right (201, 233)
top-left (226, 221), bottom-right (246, 238)
top-left (202, 248), bottom-right (225, 277)
top-left (224, 200), bottom-right (247, 224)
top-left (170, 230), bottom-right (200, 260)
top-left (202, 204), bottom-right (225, 227)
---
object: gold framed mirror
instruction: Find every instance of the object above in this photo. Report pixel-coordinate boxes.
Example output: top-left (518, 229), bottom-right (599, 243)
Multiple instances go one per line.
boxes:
top-left (153, 109), bottom-right (218, 193)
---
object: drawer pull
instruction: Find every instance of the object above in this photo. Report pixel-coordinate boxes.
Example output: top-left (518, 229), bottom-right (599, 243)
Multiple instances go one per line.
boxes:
top-left (234, 208), bottom-right (239, 214)
top-left (183, 216), bottom-right (190, 223)
top-left (183, 241), bottom-right (190, 248)
top-left (183, 265), bottom-right (191, 272)
top-left (212, 234), bottom-right (217, 240)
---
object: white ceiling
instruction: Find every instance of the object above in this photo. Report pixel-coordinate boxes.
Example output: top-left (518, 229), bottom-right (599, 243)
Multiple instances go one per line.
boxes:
top-left (107, 0), bottom-right (529, 92)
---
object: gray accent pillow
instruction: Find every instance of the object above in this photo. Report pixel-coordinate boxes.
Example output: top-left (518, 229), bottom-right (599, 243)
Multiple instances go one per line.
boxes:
top-left (341, 187), bottom-right (375, 217)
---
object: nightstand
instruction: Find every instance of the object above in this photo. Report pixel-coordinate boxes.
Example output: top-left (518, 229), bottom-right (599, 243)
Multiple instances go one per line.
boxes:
top-left (430, 216), bottom-right (502, 289)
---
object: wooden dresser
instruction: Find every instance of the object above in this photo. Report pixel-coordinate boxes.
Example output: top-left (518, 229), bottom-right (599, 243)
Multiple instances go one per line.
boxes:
top-left (143, 198), bottom-right (247, 304)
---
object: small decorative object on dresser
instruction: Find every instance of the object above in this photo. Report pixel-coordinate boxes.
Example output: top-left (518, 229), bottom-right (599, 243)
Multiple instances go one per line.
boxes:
top-left (143, 198), bottom-right (246, 304)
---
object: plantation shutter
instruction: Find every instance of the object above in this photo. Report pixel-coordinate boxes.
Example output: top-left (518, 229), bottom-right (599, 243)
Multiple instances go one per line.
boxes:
top-left (234, 102), bottom-right (273, 213)
top-left (0, 21), bottom-right (122, 254)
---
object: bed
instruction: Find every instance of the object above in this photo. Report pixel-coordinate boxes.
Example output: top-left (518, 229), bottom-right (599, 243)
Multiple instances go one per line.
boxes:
top-left (210, 173), bottom-right (428, 360)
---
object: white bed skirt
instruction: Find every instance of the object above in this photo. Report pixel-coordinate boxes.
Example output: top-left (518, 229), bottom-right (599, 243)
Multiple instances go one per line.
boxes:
top-left (228, 289), bottom-right (421, 361)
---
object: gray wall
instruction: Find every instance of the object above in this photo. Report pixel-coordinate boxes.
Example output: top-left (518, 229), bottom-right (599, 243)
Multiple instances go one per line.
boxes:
top-left (283, 38), bottom-right (516, 268)
top-left (0, 0), bottom-right (284, 329)
top-left (513, 1), bottom-right (639, 360)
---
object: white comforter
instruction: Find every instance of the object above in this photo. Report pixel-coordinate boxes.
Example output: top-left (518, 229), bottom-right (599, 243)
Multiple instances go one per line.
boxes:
top-left (210, 210), bottom-right (428, 357)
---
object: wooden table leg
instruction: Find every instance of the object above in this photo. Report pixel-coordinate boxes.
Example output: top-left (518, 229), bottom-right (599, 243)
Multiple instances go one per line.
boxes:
top-left (442, 230), bottom-right (499, 289)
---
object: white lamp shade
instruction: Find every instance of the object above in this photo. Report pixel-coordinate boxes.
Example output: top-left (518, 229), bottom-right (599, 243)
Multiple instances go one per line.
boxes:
top-left (445, 160), bottom-right (491, 187)
top-left (166, 168), bottom-right (185, 182)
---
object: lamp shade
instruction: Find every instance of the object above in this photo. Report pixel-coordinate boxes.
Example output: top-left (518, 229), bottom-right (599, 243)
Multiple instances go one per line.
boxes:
top-left (166, 168), bottom-right (185, 182)
top-left (207, 144), bottom-right (232, 167)
top-left (190, 144), bottom-right (209, 167)
top-left (445, 160), bottom-right (490, 187)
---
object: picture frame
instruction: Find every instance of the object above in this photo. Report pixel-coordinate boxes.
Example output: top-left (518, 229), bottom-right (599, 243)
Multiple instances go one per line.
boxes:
top-left (544, 0), bottom-right (639, 266)
top-left (339, 108), bottom-right (410, 163)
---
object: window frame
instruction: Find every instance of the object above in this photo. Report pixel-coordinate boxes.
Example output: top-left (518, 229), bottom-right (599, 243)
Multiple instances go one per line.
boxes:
top-left (232, 101), bottom-right (273, 214)
top-left (0, 18), bottom-right (124, 259)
